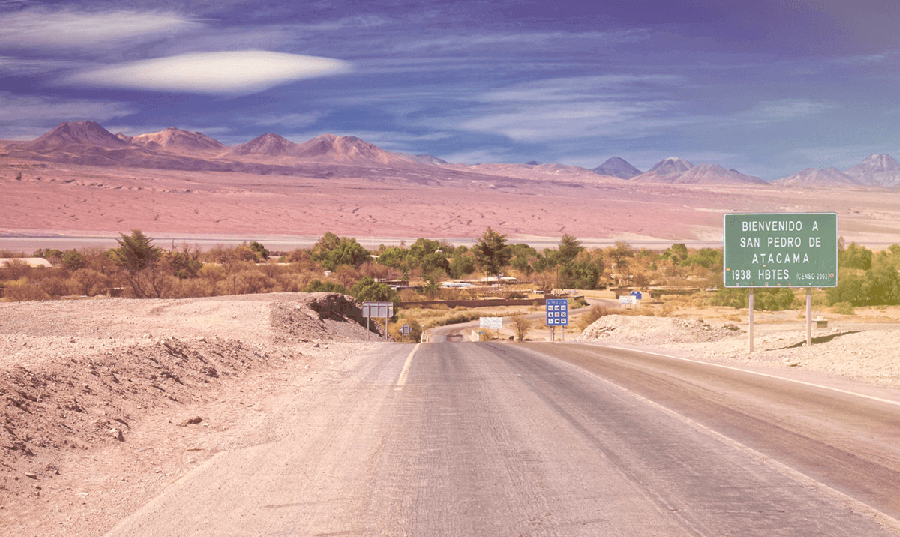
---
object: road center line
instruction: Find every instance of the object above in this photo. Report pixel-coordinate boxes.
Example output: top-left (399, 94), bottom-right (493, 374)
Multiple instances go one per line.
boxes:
top-left (395, 343), bottom-right (420, 390)
top-left (604, 345), bottom-right (900, 407)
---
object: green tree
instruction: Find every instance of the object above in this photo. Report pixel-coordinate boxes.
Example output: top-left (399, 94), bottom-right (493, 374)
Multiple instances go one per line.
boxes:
top-left (862, 264), bottom-right (900, 305)
top-left (312, 232), bottom-right (370, 270)
top-left (608, 241), bottom-right (634, 272)
top-left (472, 227), bottom-right (511, 280)
top-left (111, 230), bottom-right (164, 298)
top-left (60, 250), bottom-right (85, 271)
top-left (558, 251), bottom-right (603, 289)
top-left (305, 280), bottom-right (349, 294)
top-left (558, 234), bottom-right (583, 265)
top-left (351, 276), bottom-right (398, 305)
top-left (449, 253), bottom-right (476, 279)
top-left (167, 247), bottom-right (203, 279)
top-left (840, 243), bottom-right (872, 270)
top-left (826, 272), bottom-right (867, 306)
top-left (249, 241), bottom-right (269, 260)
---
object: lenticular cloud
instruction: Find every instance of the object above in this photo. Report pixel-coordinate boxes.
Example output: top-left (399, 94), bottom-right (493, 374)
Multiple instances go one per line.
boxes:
top-left (63, 51), bottom-right (350, 95)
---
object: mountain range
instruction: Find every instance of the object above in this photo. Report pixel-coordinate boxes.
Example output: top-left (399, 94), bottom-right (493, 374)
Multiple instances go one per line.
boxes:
top-left (3, 121), bottom-right (900, 188)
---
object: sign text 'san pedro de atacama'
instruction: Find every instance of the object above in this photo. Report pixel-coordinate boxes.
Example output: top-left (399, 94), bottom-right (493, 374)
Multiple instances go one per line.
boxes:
top-left (723, 213), bottom-right (838, 288)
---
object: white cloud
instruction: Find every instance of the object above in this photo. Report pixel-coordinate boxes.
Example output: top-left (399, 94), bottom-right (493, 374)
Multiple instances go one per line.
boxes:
top-left (103, 124), bottom-right (233, 137)
top-left (745, 99), bottom-right (838, 121)
top-left (0, 8), bottom-right (201, 49)
top-left (61, 51), bottom-right (351, 95)
top-left (242, 112), bottom-right (325, 129)
top-left (437, 148), bottom-right (516, 165)
top-left (428, 75), bottom-right (687, 142)
top-left (0, 92), bottom-right (134, 125)
top-left (0, 56), bottom-right (85, 76)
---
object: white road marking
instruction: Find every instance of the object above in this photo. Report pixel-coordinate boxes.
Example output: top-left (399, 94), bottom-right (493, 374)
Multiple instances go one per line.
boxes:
top-left (395, 343), bottom-right (420, 390)
top-left (603, 345), bottom-right (900, 408)
top-left (595, 372), bottom-right (900, 534)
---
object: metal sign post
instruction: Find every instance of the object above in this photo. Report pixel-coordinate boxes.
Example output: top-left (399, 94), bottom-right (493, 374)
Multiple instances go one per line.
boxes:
top-left (748, 289), bottom-right (754, 353)
top-left (806, 288), bottom-right (812, 347)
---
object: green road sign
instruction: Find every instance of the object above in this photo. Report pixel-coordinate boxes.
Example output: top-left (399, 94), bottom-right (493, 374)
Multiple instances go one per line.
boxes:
top-left (724, 213), bottom-right (838, 288)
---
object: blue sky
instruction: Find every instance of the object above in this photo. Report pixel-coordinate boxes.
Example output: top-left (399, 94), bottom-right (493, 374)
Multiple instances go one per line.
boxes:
top-left (2, 0), bottom-right (900, 180)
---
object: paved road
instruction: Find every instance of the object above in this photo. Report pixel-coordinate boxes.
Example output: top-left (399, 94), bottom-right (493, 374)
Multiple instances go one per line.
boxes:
top-left (107, 342), bottom-right (900, 536)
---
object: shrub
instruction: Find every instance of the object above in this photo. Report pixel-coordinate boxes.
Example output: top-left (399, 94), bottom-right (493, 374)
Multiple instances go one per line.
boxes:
top-left (510, 314), bottom-right (531, 341)
top-left (38, 276), bottom-right (76, 297)
top-left (832, 301), bottom-right (855, 315)
top-left (72, 268), bottom-right (109, 296)
top-left (3, 279), bottom-right (51, 301)
top-left (577, 304), bottom-right (607, 331)
top-left (390, 317), bottom-right (423, 342)
top-left (305, 280), bottom-right (348, 294)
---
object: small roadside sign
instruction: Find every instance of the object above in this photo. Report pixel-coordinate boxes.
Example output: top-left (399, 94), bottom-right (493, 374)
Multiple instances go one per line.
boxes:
top-left (362, 301), bottom-right (394, 342)
top-left (362, 301), bottom-right (394, 318)
top-left (401, 324), bottom-right (410, 335)
top-left (545, 298), bottom-right (568, 326)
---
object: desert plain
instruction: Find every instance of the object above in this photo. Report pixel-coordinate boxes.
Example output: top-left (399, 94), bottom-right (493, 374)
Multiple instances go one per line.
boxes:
top-left (3, 142), bottom-right (900, 252)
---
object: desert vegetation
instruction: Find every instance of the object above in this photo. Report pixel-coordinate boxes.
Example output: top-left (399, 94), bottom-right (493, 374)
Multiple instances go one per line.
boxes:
top-left (5, 229), bottom-right (900, 325)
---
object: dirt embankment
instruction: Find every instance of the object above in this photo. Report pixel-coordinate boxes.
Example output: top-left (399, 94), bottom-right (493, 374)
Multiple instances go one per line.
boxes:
top-left (0, 293), bottom-right (377, 504)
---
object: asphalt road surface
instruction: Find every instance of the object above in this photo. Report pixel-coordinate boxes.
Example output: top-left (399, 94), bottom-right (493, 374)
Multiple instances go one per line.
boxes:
top-left (107, 342), bottom-right (900, 536)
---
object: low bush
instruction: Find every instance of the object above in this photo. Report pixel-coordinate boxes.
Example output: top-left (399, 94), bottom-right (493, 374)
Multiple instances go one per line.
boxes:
top-left (577, 304), bottom-right (608, 331)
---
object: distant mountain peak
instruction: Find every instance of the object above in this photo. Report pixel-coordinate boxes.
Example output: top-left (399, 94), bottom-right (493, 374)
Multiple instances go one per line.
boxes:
top-left (232, 133), bottom-right (298, 156)
top-left (592, 157), bottom-right (640, 179)
top-left (130, 127), bottom-right (224, 152)
top-left (774, 167), bottom-right (860, 187)
top-left (649, 157), bottom-right (694, 174)
top-left (846, 153), bottom-right (900, 186)
top-left (25, 121), bottom-right (126, 151)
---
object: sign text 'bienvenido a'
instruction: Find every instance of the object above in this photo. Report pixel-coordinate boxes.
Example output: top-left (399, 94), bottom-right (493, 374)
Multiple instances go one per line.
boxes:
top-left (724, 213), bottom-right (838, 288)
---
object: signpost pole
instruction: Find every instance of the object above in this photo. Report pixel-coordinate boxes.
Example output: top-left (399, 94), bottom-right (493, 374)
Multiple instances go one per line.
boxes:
top-left (366, 316), bottom-right (370, 342)
top-left (806, 288), bottom-right (812, 347)
top-left (748, 289), bottom-right (755, 353)
top-left (385, 312), bottom-right (389, 342)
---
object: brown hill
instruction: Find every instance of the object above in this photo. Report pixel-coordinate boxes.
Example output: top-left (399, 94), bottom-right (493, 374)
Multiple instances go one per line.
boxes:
top-left (23, 121), bottom-right (127, 151)
top-left (232, 133), bottom-right (301, 157)
top-left (130, 127), bottom-right (225, 153)
top-left (631, 157), bottom-right (695, 183)
top-left (293, 134), bottom-right (416, 166)
top-left (845, 154), bottom-right (900, 187)
top-left (774, 167), bottom-right (860, 187)
top-left (671, 163), bottom-right (767, 185)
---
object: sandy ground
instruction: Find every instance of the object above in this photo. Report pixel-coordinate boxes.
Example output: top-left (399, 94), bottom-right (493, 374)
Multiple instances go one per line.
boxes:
top-left (0, 293), bottom-right (382, 535)
top-left (577, 312), bottom-right (900, 388)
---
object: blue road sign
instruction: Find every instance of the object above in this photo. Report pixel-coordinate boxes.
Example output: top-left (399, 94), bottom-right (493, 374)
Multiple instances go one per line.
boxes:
top-left (545, 298), bottom-right (569, 326)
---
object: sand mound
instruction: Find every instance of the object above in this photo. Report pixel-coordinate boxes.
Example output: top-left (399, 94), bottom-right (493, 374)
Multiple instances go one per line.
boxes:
top-left (577, 314), bottom-right (740, 345)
